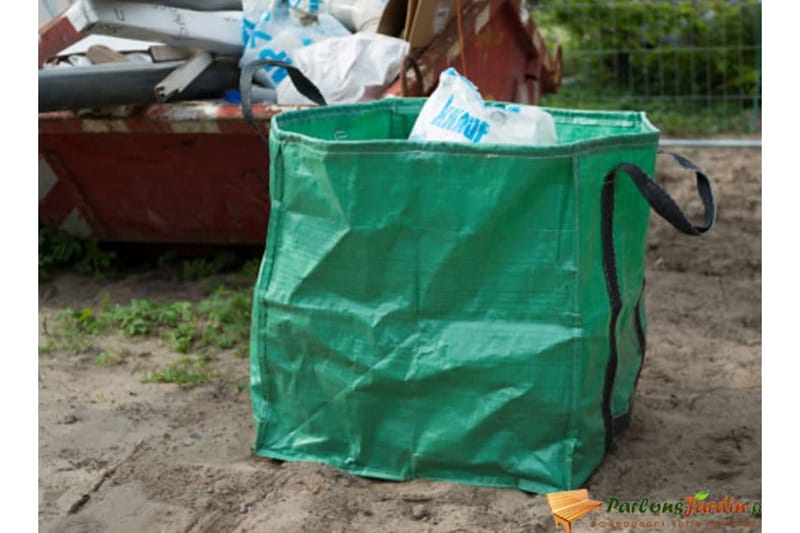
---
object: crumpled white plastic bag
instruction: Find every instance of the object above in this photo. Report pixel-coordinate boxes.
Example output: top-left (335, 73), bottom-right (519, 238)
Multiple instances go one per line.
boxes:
top-left (241, 0), bottom-right (351, 88)
top-left (409, 68), bottom-right (558, 146)
top-left (278, 33), bottom-right (409, 105)
top-left (276, 32), bottom-right (409, 105)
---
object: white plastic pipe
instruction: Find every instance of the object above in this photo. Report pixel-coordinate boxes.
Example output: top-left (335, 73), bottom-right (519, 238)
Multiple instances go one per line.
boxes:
top-left (155, 51), bottom-right (213, 102)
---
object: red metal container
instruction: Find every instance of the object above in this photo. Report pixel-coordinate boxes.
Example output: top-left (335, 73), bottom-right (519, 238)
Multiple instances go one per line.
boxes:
top-left (39, 0), bottom-right (561, 244)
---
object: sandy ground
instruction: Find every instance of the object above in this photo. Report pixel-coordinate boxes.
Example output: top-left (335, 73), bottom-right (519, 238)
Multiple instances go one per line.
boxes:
top-left (38, 147), bottom-right (761, 532)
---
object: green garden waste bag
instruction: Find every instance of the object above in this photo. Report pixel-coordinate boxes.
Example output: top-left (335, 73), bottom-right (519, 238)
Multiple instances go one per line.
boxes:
top-left (244, 86), bottom-right (715, 493)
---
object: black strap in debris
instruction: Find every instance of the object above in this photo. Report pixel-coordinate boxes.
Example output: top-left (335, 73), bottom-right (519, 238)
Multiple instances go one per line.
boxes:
top-left (240, 59), bottom-right (327, 150)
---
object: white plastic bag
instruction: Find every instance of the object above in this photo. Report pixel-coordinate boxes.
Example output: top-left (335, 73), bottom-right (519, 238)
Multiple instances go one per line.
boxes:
top-left (276, 33), bottom-right (409, 105)
top-left (409, 68), bottom-right (558, 146)
top-left (241, 0), bottom-right (351, 88)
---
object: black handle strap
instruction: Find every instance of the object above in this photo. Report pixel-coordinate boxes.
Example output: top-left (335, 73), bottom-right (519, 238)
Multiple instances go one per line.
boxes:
top-left (240, 59), bottom-right (327, 150)
top-left (600, 150), bottom-right (715, 453)
top-left (605, 150), bottom-right (716, 235)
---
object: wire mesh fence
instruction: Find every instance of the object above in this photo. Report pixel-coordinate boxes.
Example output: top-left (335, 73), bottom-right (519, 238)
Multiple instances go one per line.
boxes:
top-left (529, 0), bottom-right (762, 135)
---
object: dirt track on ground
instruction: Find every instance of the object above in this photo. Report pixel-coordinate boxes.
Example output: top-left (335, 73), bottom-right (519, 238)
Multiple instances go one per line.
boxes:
top-left (39, 146), bottom-right (761, 532)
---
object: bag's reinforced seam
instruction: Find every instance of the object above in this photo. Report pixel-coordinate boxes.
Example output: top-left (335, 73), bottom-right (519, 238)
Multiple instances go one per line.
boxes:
top-left (634, 281), bottom-right (647, 378)
top-left (628, 280), bottom-right (648, 419)
top-left (566, 152), bottom-right (582, 489)
top-left (410, 172), bottom-right (423, 477)
top-left (257, 145), bottom-right (286, 431)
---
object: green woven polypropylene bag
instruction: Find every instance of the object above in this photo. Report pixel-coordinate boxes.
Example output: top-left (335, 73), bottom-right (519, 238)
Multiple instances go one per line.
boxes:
top-left (248, 98), bottom-right (715, 493)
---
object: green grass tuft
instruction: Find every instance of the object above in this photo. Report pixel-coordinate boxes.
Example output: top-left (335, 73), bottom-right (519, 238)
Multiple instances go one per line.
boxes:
top-left (142, 356), bottom-right (214, 388)
top-left (49, 259), bottom-right (257, 367)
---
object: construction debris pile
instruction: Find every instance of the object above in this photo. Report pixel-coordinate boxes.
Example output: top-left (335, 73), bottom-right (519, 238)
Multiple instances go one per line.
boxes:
top-left (38, 0), bottom-right (453, 112)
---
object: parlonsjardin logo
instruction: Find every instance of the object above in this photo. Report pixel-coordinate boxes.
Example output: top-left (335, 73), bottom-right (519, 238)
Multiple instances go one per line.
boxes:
top-left (546, 489), bottom-right (762, 531)
top-left (593, 490), bottom-right (762, 529)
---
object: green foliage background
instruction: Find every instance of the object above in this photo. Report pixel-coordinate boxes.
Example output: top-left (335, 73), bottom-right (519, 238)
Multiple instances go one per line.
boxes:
top-left (530, 0), bottom-right (762, 134)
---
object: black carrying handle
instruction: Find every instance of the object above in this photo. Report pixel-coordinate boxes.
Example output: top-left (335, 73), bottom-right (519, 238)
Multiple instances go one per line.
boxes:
top-left (599, 150), bottom-right (715, 453)
top-left (240, 59), bottom-right (327, 150)
top-left (604, 150), bottom-right (716, 235)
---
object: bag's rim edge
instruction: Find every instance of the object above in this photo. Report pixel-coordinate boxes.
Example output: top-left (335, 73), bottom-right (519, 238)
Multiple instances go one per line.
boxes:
top-left (268, 97), bottom-right (661, 155)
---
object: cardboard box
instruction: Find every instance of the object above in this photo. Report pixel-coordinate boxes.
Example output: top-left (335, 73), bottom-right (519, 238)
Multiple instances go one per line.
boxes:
top-left (378, 0), bottom-right (456, 49)
top-left (406, 0), bottom-right (455, 48)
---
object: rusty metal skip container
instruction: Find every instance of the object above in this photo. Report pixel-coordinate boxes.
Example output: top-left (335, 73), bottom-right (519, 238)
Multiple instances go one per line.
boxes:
top-left (38, 0), bottom-right (561, 244)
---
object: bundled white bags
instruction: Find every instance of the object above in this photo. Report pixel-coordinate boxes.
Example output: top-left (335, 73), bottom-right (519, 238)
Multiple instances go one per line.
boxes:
top-left (409, 68), bottom-right (558, 146)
